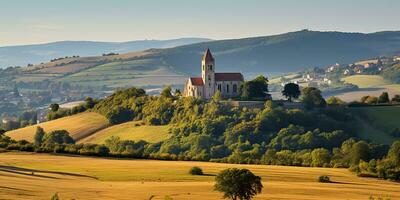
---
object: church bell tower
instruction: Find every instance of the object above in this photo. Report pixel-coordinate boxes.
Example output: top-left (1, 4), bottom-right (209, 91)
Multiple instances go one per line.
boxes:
top-left (201, 48), bottom-right (215, 99)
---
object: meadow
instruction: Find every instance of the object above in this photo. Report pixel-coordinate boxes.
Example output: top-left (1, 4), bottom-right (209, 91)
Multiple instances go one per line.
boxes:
top-left (6, 112), bottom-right (109, 142)
top-left (79, 121), bottom-right (171, 144)
top-left (0, 152), bottom-right (399, 200)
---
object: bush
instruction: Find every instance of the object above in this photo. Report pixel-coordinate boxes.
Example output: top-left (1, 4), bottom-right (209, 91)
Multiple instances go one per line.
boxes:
top-left (318, 175), bottom-right (331, 183)
top-left (189, 166), bottom-right (204, 175)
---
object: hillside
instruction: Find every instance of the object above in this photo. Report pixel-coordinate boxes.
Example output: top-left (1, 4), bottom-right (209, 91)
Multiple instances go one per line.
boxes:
top-left (6, 112), bottom-right (109, 142)
top-left (79, 121), bottom-right (171, 144)
top-left (0, 38), bottom-right (211, 68)
top-left (1, 152), bottom-right (399, 200)
top-left (10, 30), bottom-right (400, 89)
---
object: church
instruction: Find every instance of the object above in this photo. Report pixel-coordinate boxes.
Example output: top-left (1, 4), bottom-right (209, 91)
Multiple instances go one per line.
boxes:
top-left (183, 49), bottom-right (244, 99)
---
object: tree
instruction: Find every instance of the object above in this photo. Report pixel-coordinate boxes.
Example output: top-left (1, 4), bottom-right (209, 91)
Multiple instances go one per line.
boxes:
top-left (301, 87), bottom-right (326, 110)
top-left (391, 94), bottom-right (400, 103)
top-left (51, 193), bottom-right (60, 200)
top-left (326, 96), bottom-right (345, 106)
top-left (240, 76), bottom-right (269, 100)
top-left (50, 103), bottom-right (59, 112)
top-left (34, 126), bottom-right (45, 146)
top-left (387, 140), bottom-right (400, 165)
top-left (213, 90), bottom-right (222, 102)
top-left (84, 97), bottom-right (96, 109)
top-left (282, 83), bottom-right (300, 102)
top-left (378, 92), bottom-right (390, 103)
top-left (160, 86), bottom-right (173, 98)
top-left (42, 130), bottom-right (74, 145)
top-left (189, 166), bottom-right (204, 175)
top-left (214, 168), bottom-right (263, 200)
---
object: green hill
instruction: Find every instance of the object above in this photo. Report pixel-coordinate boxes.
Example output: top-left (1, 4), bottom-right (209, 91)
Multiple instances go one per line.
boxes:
top-left (12, 30), bottom-right (400, 88)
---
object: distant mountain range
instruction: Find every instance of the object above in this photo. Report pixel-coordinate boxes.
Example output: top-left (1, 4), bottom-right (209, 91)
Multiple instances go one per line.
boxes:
top-left (0, 38), bottom-right (211, 68)
top-left (149, 30), bottom-right (400, 75)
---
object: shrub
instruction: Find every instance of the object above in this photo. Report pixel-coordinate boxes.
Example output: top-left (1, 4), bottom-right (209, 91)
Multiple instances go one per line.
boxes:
top-left (318, 175), bottom-right (331, 183)
top-left (189, 166), bottom-right (204, 175)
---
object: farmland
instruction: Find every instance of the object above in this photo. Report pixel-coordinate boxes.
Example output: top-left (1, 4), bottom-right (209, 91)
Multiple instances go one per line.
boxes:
top-left (6, 112), bottom-right (109, 142)
top-left (79, 121), bottom-right (171, 144)
top-left (1, 152), bottom-right (399, 200)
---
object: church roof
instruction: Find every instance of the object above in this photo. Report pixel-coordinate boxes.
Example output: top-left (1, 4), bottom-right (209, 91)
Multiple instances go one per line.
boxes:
top-left (202, 48), bottom-right (214, 62)
top-left (190, 77), bottom-right (204, 86)
top-left (215, 73), bottom-right (244, 81)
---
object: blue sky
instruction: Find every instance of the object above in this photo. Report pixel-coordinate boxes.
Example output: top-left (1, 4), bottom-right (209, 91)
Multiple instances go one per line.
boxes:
top-left (1, 0), bottom-right (399, 46)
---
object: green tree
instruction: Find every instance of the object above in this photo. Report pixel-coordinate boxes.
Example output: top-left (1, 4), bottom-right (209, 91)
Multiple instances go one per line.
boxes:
top-left (240, 76), bottom-right (269, 100)
top-left (301, 87), bottom-right (326, 110)
top-left (189, 166), bottom-right (204, 175)
top-left (50, 103), bottom-right (60, 112)
top-left (160, 86), bottom-right (173, 98)
top-left (51, 193), bottom-right (60, 200)
top-left (84, 97), bottom-right (96, 109)
top-left (213, 90), bottom-right (222, 102)
top-left (214, 168), bottom-right (263, 200)
top-left (282, 83), bottom-right (300, 102)
top-left (42, 130), bottom-right (74, 145)
top-left (34, 126), bottom-right (45, 146)
top-left (311, 148), bottom-right (330, 167)
top-left (326, 96), bottom-right (345, 105)
top-left (387, 140), bottom-right (400, 165)
top-left (391, 94), bottom-right (400, 103)
top-left (378, 92), bottom-right (390, 103)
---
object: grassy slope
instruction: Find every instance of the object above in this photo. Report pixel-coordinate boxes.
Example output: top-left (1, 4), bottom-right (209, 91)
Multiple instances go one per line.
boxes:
top-left (6, 112), bottom-right (109, 142)
top-left (351, 106), bottom-right (400, 144)
top-left (79, 121), bottom-right (171, 144)
top-left (341, 75), bottom-right (390, 88)
top-left (1, 152), bottom-right (399, 200)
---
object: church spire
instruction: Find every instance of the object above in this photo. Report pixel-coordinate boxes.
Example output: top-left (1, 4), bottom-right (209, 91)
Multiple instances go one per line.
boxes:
top-left (202, 48), bottom-right (214, 62)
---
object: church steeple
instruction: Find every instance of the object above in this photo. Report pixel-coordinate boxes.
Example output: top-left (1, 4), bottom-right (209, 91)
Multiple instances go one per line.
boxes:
top-left (202, 48), bottom-right (214, 63)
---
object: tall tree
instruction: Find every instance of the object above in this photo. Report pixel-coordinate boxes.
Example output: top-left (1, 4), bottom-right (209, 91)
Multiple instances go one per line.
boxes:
top-left (378, 92), bottom-right (390, 103)
top-left (214, 168), bottom-right (263, 200)
top-left (34, 126), bottom-right (45, 146)
top-left (282, 83), bottom-right (300, 102)
top-left (240, 75), bottom-right (269, 100)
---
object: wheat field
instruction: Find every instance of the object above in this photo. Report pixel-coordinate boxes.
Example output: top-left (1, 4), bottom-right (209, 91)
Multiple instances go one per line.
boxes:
top-left (0, 152), bottom-right (399, 200)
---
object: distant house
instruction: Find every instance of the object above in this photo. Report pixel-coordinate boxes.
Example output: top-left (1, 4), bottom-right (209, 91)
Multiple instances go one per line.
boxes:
top-left (183, 49), bottom-right (244, 99)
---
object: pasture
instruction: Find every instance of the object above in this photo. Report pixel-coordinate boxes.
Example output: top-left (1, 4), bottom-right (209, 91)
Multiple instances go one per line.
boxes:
top-left (79, 121), bottom-right (171, 144)
top-left (0, 152), bottom-right (399, 200)
top-left (6, 112), bottom-right (109, 142)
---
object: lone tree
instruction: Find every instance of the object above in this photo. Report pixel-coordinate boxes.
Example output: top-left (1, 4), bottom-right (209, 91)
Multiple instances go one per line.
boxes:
top-left (282, 83), bottom-right (300, 102)
top-left (50, 103), bottom-right (59, 112)
top-left (34, 126), bottom-right (45, 146)
top-left (214, 168), bottom-right (263, 200)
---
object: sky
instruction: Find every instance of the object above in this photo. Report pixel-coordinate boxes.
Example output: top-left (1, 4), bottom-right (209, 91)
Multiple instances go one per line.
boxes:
top-left (1, 0), bottom-right (400, 46)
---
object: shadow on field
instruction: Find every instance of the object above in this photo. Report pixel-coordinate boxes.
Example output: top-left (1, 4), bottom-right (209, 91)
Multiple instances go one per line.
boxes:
top-left (0, 165), bottom-right (98, 180)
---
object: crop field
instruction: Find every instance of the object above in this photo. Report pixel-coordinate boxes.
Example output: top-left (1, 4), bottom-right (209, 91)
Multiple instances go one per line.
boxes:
top-left (0, 152), bottom-right (399, 200)
top-left (334, 75), bottom-right (400, 102)
top-left (6, 112), bottom-right (109, 142)
top-left (79, 121), bottom-right (171, 144)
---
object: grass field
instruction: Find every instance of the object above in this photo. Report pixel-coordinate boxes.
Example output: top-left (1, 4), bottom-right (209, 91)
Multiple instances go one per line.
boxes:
top-left (0, 152), bottom-right (399, 200)
top-left (351, 106), bottom-right (400, 144)
top-left (6, 112), bottom-right (109, 142)
top-left (335, 75), bottom-right (400, 102)
top-left (79, 121), bottom-right (171, 144)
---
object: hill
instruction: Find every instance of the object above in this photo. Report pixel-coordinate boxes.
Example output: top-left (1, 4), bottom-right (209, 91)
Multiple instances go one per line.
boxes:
top-left (6, 112), bottom-right (109, 142)
top-left (10, 30), bottom-right (400, 89)
top-left (1, 152), bottom-right (399, 200)
top-left (79, 121), bottom-right (171, 144)
top-left (0, 38), bottom-right (211, 68)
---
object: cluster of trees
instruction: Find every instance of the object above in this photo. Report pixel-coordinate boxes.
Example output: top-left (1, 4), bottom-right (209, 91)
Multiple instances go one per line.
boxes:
top-left (350, 92), bottom-right (400, 106)
top-left (0, 110), bottom-right (37, 131)
top-left (47, 97), bottom-right (97, 120)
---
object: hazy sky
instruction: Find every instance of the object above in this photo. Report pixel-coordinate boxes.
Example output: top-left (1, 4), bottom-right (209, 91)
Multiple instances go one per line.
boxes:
top-left (1, 0), bottom-right (400, 46)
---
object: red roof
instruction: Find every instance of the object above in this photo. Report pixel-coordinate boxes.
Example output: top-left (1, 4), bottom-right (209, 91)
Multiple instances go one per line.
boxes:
top-left (190, 77), bottom-right (204, 86)
top-left (215, 73), bottom-right (244, 81)
top-left (202, 48), bottom-right (214, 62)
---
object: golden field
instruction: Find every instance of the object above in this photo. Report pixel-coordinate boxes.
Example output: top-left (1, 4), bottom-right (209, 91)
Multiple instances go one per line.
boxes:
top-left (6, 112), bottom-right (109, 142)
top-left (0, 152), bottom-right (399, 200)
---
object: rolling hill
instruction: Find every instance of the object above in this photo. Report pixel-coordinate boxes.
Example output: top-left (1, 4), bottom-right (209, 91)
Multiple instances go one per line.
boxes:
top-left (6, 112), bottom-right (109, 142)
top-left (0, 38), bottom-right (211, 68)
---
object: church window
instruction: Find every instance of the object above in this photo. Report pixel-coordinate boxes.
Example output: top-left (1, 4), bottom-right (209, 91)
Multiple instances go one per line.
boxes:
top-left (209, 65), bottom-right (213, 70)
top-left (233, 84), bottom-right (237, 93)
top-left (208, 75), bottom-right (211, 81)
top-left (218, 84), bottom-right (221, 91)
top-left (226, 84), bottom-right (230, 93)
